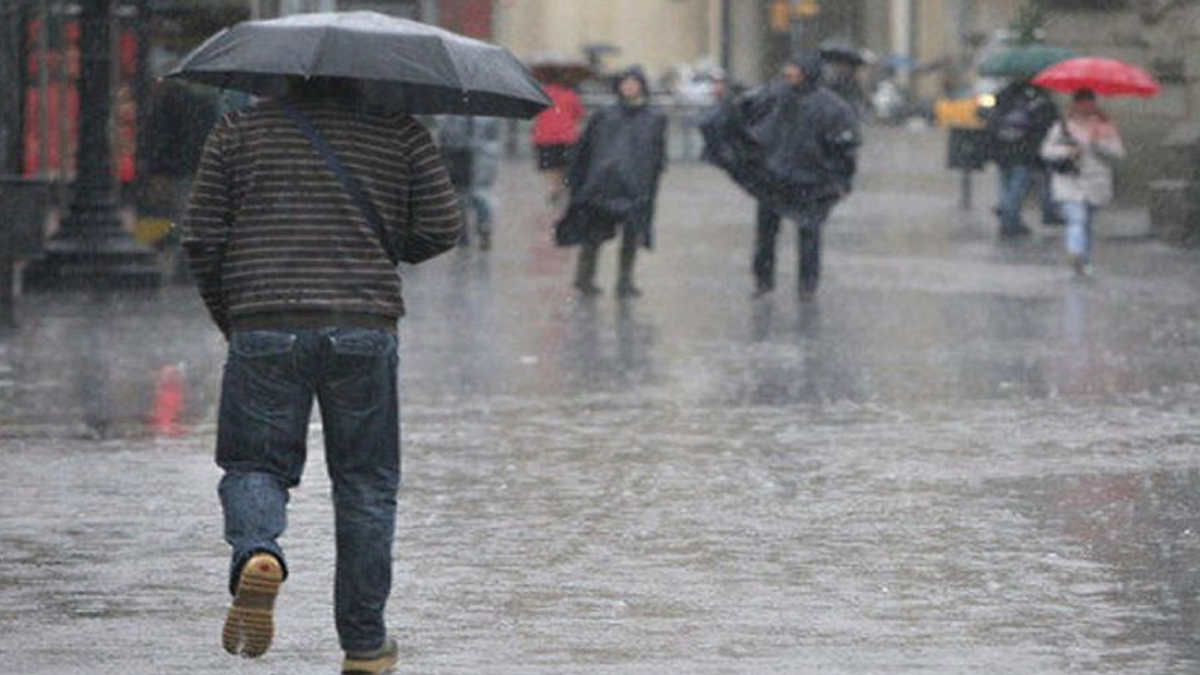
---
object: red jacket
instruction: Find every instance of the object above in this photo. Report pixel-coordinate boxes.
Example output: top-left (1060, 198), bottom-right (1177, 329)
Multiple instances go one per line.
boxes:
top-left (533, 84), bottom-right (585, 146)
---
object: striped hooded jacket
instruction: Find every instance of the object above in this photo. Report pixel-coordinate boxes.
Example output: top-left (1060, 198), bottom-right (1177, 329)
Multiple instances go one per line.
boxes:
top-left (182, 97), bottom-right (460, 335)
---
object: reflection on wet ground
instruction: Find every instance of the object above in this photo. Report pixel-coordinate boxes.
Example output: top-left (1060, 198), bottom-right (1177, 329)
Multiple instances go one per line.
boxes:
top-left (5, 129), bottom-right (1200, 673)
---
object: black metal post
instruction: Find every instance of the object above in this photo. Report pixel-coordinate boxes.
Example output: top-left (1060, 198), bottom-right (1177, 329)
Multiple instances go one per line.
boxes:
top-left (133, 0), bottom-right (151, 209)
top-left (1, 4), bottom-right (24, 330)
top-left (720, 0), bottom-right (732, 75)
top-left (960, 169), bottom-right (972, 210)
top-left (0, 194), bottom-right (12, 331)
top-left (25, 0), bottom-right (161, 290)
top-left (1, 3), bottom-right (23, 176)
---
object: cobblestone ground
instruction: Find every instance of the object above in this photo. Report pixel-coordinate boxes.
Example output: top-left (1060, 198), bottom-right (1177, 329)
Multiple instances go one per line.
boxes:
top-left (5, 127), bottom-right (1200, 674)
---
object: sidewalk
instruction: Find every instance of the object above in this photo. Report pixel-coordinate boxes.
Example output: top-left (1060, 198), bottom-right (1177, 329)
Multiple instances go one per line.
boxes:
top-left (3, 125), bottom-right (1200, 675)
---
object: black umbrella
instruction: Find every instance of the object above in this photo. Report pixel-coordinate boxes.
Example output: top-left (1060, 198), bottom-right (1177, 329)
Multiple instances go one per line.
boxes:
top-left (526, 52), bottom-right (593, 86)
top-left (819, 40), bottom-right (875, 67)
top-left (165, 11), bottom-right (550, 119)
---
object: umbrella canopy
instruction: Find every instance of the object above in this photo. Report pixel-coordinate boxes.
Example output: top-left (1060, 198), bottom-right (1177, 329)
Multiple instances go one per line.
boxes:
top-left (525, 52), bottom-right (593, 86)
top-left (819, 40), bottom-right (875, 67)
top-left (165, 11), bottom-right (550, 118)
top-left (1032, 56), bottom-right (1160, 97)
top-left (978, 44), bottom-right (1077, 79)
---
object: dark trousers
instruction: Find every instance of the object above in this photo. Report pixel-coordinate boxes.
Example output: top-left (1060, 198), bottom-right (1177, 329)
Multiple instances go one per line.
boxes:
top-left (754, 198), bottom-right (835, 293)
top-left (216, 327), bottom-right (400, 653)
top-left (576, 222), bottom-right (640, 291)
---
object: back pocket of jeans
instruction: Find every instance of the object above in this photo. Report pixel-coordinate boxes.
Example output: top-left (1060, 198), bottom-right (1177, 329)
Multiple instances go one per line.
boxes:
top-left (232, 331), bottom-right (298, 358)
top-left (329, 329), bottom-right (395, 358)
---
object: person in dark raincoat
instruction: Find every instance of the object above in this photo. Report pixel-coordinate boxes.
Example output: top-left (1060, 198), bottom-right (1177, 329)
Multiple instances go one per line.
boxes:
top-left (702, 50), bottom-right (860, 298)
top-left (555, 67), bottom-right (667, 297)
top-left (436, 115), bottom-right (504, 249)
top-left (825, 60), bottom-right (868, 118)
top-left (985, 80), bottom-right (1060, 239)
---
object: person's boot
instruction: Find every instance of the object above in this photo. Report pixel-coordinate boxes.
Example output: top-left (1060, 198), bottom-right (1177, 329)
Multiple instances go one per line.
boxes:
top-left (223, 552), bottom-right (284, 658)
top-left (616, 233), bottom-right (640, 298)
top-left (1069, 254), bottom-right (1092, 278)
top-left (575, 280), bottom-right (602, 296)
top-left (342, 637), bottom-right (399, 675)
top-left (575, 244), bottom-right (601, 296)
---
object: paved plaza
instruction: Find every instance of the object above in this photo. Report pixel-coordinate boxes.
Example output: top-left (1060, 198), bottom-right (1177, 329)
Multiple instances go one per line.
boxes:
top-left (4, 127), bottom-right (1200, 674)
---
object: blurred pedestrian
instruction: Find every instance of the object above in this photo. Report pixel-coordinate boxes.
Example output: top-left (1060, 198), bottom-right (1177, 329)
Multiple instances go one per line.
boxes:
top-left (1039, 88), bottom-right (1125, 276)
top-left (555, 67), bottom-right (667, 298)
top-left (985, 80), bottom-right (1060, 239)
top-left (141, 81), bottom-right (218, 278)
top-left (825, 60), bottom-right (868, 117)
top-left (144, 81), bottom-right (217, 221)
top-left (532, 75), bottom-right (586, 204)
top-left (437, 115), bottom-right (504, 249)
top-left (740, 51), bottom-right (860, 299)
top-left (181, 76), bottom-right (459, 673)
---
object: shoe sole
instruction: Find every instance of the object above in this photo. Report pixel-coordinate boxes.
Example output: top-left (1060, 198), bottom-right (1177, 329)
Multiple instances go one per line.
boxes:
top-left (222, 554), bottom-right (283, 658)
top-left (342, 651), bottom-right (399, 674)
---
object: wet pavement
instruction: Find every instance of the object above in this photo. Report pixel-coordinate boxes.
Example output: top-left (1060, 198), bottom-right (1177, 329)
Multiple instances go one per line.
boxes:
top-left (6, 127), bottom-right (1200, 674)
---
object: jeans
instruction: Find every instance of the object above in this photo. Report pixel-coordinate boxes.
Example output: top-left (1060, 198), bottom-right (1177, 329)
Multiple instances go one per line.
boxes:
top-left (754, 199), bottom-right (835, 293)
top-left (1060, 200), bottom-right (1095, 263)
top-left (1035, 168), bottom-right (1061, 224)
top-left (997, 164), bottom-right (1033, 236)
top-left (216, 327), bottom-right (400, 653)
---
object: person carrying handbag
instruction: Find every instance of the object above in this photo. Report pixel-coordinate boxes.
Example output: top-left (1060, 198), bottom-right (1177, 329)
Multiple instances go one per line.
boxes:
top-left (1039, 88), bottom-right (1126, 276)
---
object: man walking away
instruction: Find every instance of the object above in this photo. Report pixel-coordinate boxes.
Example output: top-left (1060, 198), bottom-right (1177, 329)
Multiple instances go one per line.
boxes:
top-left (749, 51), bottom-right (860, 299)
top-left (555, 67), bottom-right (667, 298)
top-left (182, 76), bottom-right (459, 674)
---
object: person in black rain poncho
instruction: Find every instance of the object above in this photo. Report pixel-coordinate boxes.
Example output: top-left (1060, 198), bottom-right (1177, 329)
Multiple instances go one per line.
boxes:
top-left (555, 67), bottom-right (668, 298)
top-left (702, 50), bottom-right (860, 299)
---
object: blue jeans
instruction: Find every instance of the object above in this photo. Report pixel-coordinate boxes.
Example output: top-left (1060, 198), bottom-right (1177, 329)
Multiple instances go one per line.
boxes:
top-left (216, 327), bottom-right (400, 653)
top-left (1060, 200), bottom-right (1095, 263)
top-left (997, 164), bottom-right (1033, 236)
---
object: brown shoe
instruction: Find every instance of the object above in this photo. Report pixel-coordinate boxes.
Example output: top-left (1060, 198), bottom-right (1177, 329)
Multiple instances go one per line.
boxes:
top-left (222, 553), bottom-right (284, 658)
top-left (342, 637), bottom-right (399, 674)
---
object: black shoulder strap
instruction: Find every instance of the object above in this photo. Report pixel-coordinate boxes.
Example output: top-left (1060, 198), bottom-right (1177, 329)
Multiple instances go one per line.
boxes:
top-left (280, 102), bottom-right (394, 261)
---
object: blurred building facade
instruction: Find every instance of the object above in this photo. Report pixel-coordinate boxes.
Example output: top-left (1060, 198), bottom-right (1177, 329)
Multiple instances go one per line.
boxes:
top-left (5, 0), bottom-right (1200, 239)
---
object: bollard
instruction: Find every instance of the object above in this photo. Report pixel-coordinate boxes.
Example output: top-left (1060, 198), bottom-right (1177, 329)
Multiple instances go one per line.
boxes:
top-left (947, 128), bottom-right (987, 212)
top-left (0, 176), bottom-right (53, 330)
top-left (0, 202), bottom-right (11, 331)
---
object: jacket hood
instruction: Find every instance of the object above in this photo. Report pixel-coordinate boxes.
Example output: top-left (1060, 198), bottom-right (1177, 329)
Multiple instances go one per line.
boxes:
top-left (787, 50), bottom-right (824, 86)
top-left (613, 66), bottom-right (652, 101)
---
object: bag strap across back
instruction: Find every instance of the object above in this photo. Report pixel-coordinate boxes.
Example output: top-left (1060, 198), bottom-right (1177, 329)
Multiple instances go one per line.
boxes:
top-left (280, 102), bottom-right (395, 262)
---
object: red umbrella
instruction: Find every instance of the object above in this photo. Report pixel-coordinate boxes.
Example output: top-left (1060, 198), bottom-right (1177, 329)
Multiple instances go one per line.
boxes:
top-left (1032, 57), bottom-right (1160, 97)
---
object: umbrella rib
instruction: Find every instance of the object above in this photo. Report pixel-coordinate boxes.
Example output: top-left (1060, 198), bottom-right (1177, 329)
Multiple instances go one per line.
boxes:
top-left (435, 37), bottom-right (469, 99)
top-left (305, 22), bottom-right (334, 79)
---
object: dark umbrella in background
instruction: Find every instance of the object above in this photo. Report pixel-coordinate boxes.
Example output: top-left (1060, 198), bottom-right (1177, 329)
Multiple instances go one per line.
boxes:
top-left (978, 44), bottom-right (1077, 80)
top-left (818, 40), bottom-right (877, 67)
top-left (526, 52), bottom-right (593, 87)
top-left (165, 11), bottom-right (550, 118)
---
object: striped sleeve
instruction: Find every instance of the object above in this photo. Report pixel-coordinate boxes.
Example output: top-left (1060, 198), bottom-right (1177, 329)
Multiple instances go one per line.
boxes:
top-left (398, 123), bottom-right (461, 264)
top-left (181, 114), bottom-right (235, 334)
